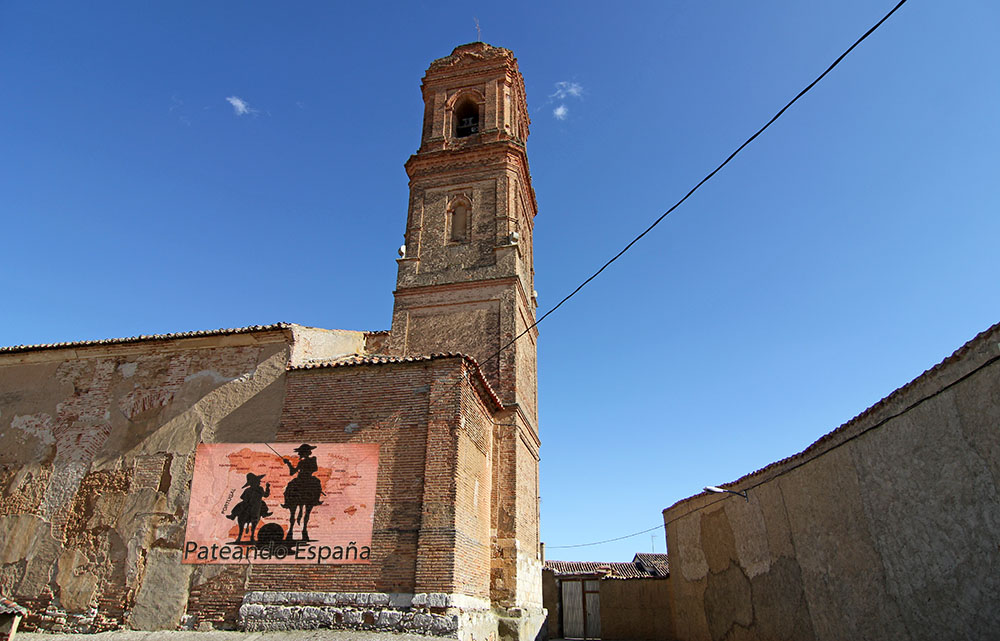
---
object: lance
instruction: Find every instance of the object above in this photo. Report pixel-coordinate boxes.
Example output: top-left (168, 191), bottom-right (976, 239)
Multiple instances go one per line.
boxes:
top-left (262, 442), bottom-right (285, 459)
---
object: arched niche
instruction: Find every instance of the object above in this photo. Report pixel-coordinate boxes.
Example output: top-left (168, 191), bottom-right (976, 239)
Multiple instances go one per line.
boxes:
top-left (447, 195), bottom-right (473, 243)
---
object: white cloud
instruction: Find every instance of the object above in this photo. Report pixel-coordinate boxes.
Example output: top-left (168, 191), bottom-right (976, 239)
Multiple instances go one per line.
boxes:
top-left (225, 96), bottom-right (256, 116)
top-left (550, 81), bottom-right (583, 100)
top-left (553, 105), bottom-right (569, 120)
top-left (169, 96), bottom-right (191, 126)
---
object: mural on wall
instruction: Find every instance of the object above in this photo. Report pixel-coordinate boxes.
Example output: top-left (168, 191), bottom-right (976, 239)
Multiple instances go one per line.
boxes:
top-left (183, 442), bottom-right (379, 564)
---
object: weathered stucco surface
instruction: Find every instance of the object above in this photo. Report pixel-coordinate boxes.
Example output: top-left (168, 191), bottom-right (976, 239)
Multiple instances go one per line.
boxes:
top-left (0, 331), bottom-right (293, 631)
top-left (287, 328), bottom-right (365, 367)
top-left (663, 322), bottom-right (1000, 641)
top-left (850, 384), bottom-right (1000, 639)
top-left (599, 578), bottom-right (673, 641)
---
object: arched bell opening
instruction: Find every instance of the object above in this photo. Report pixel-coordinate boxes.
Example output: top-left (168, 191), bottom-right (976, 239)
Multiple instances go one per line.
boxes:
top-left (454, 99), bottom-right (480, 138)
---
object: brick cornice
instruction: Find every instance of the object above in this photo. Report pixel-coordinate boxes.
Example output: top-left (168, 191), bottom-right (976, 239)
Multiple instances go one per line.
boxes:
top-left (392, 278), bottom-right (538, 340)
top-left (510, 403), bottom-right (540, 453)
top-left (405, 142), bottom-right (537, 216)
top-left (393, 276), bottom-right (516, 298)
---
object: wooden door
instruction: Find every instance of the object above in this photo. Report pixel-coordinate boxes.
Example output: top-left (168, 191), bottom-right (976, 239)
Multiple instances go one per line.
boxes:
top-left (583, 579), bottom-right (601, 639)
top-left (561, 578), bottom-right (601, 639)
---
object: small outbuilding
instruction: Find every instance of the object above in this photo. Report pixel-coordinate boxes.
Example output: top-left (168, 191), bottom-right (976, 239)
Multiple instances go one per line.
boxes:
top-left (543, 554), bottom-right (671, 640)
top-left (0, 598), bottom-right (26, 641)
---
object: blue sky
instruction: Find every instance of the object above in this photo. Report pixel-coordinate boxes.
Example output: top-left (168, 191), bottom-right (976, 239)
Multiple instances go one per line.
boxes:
top-left (2, 1), bottom-right (998, 561)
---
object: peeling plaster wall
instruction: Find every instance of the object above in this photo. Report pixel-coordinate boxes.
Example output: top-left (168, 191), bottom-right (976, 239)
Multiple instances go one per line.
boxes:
top-left (663, 328), bottom-right (1000, 641)
top-left (0, 333), bottom-right (291, 631)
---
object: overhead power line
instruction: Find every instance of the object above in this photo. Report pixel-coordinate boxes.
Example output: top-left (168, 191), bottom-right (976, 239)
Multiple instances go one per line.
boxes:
top-left (486, 0), bottom-right (909, 367)
top-left (547, 524), bottom-right (665, 549)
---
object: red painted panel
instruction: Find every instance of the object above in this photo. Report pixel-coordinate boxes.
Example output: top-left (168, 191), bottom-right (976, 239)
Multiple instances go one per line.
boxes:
top-left (183, 442), bottom-right (379, 565)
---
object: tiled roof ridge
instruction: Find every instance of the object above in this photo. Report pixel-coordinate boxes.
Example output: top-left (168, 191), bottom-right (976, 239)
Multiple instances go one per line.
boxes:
top-left (633, 552), bottom-right (670, 576)
top-left (289, 352), bottom-right (504, 410)
top-left (0, 323), bottom-right (296, 355)
top-left (0, 596), bottom-right (27, 615)
top-left (665, 319), bottom-right (1000, 513)
top-left (544, 559), bottom-right (663, 580)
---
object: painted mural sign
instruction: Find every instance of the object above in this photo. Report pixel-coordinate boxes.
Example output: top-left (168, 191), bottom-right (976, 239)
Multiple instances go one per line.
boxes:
top-left (183, 442), bottom-right (379, 565)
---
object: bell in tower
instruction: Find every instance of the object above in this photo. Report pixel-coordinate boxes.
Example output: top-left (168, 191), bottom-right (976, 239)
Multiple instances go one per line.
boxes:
top-left (455, 99), bottom-right (479, 137)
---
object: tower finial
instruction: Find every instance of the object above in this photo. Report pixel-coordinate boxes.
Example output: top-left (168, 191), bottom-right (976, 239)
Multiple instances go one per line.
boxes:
top-left (474, 17), bottom-right (482, 42)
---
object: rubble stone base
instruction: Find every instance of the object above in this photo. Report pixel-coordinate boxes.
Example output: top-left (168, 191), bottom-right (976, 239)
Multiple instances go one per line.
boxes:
top-left (239, 592), bottom-right (531, 641)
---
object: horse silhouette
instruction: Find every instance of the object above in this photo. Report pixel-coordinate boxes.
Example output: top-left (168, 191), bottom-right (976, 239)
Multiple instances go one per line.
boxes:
top-left (226, 472), bottom-right (272, 543)
top-left (282, 444), bottom-right (323, 541)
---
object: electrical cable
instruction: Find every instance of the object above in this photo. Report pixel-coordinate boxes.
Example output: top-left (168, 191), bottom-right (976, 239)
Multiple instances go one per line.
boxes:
top-left (540, 0), bottom-right (912, 558)
top-left (547, 524), bottom-right (665, 549)
top-left (483, 0), bottom-right (909, 368)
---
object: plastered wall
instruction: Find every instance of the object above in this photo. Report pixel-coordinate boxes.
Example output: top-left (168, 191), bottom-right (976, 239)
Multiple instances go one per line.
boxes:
top-left (600, 578), bottom-right (673, 641)
top-left (663, 324), bottom-right (1000, 641)
top-left (0, 331), bottom-right (292, 631)
top-left (541, 572), bottom-right (673, 641)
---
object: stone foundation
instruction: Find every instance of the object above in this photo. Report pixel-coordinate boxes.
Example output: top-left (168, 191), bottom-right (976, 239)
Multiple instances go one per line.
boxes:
top-left (31, 604), bottom-right (99, 634)
top-left (495, 606), bottom-right (546, 641)
top-left (238, 592), bottom-right (504, 641)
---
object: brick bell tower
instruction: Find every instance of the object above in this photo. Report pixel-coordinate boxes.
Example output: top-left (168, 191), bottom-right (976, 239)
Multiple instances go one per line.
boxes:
top-left (388, 42), bottom-right (543, 626)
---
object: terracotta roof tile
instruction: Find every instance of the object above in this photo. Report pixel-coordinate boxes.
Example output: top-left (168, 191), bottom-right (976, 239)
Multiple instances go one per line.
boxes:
top-left (545, 559), bottom-right (666, 579)
top-left (633, 553), bottom-right (670, 577)
top-left (0, 597), bottom-right (26, 616)
top-left (0, 323), bottom-right (293, 355)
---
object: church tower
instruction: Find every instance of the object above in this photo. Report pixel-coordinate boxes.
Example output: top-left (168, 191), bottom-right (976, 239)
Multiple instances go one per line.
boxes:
top-left (388, 43), bottom-right (542, 623)
top-left (389, 42), bottom-right (538, 429)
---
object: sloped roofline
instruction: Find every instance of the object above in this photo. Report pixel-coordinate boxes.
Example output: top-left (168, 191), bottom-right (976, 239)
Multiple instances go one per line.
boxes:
top-left (544, 559), bottom-right (666, 580)
top-left (0, 323), bottom-right (295, 355)
top-left (664, 319), bottom-right (1000, 514)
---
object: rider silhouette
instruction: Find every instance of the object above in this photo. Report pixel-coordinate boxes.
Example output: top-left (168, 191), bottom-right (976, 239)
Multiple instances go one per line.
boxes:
top-left (282, 443), bottom-right (323, 541)
top-left (282, 444), bottom-right (323, 509)
top-left (226, 472), bottom-right (272, 542)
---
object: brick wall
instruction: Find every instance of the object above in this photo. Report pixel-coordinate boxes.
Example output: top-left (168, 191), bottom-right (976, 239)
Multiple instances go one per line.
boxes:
top-left (453, 362), bottom-right (495, 600)
top-left (186, 357), bottom-right (502, 624)
top-left (240, 361), bottom-right (435, 600)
